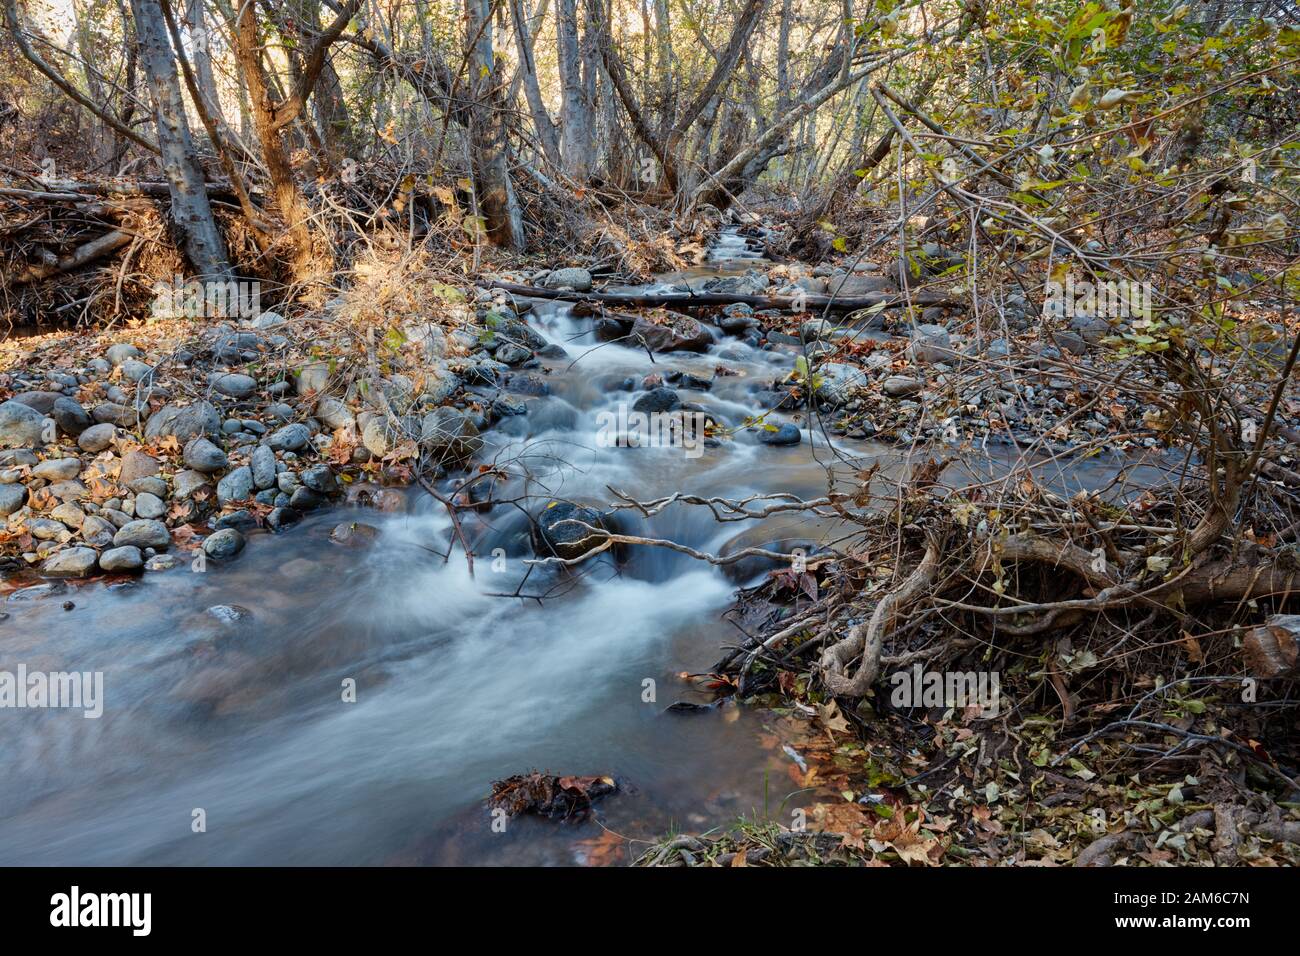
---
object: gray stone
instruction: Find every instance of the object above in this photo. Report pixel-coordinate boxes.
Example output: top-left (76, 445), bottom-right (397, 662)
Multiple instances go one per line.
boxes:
top-left (133, 492), bottom-right (166, 519)
top-left (183, 437), bottom-right (228, 473)
top-left (0, 484), bottom-right (27, 516)
top-left (118, 451), bottom-right (160, 486)
top-left (172, 470), bottom-right (213, 501)
top-left (106, 343), bottom-right (143, 366)
top-left (210, 372), bottom-right (258, 399)
top-left (203, 528), bottom-right (245, 560)
top-left (31, 458), bottom-right (81, 481)
top-left (266, 423), bottom-right (310, 452)
top-left (217, 466), bottom-right (254, 505)
top-left (46, 480), bottom-right (87, 501)
top-left (144, 401), bottom-right (221, 441)
top-left (51, 398), bottom-right (92, 436)
top-left (50, 502), bottom-right (85, 528)
top-left (419, 408), bottom-right (482, 462)
top-left (92, 403), bottom-right (138, 427)
top-left (909, 324), bottom-right (955, 364)
top-left (295, 361), bottom-right (336, 396)
top-left (300, 463), bottom-right (336, 494)
top-left (99, 546), bottom-right (143, 572)
top-left (119, 359), bottom-right (154, 383)
top-left (883, 375), bottom-right (924, 398)
top-left (757, 423), bottom-right (802, 446)
top-left (251, 445), bottom-right (277, 490)
top-left (113, 519), bottom-right (171, 550)
top-left (532, 502), bottom-right (605, 561)
top-left (314, 397), bottom-right (356, 430)
top-left (814, 363), bottom-right (869, 407)
top-left (144, 554), bottom-right (178, 572)
top-left (0, 400), bottom-right (49, 448)
top-left (41, 547), bottom-right (99, 578)
top-left (79, 515), bottom-right (117, 547)
top-left (543, 267), bottom-right (593, 291)
top-left (77, 423), bottom-right (117, 453)
top-left (128, 476), bottom-right (169, 498)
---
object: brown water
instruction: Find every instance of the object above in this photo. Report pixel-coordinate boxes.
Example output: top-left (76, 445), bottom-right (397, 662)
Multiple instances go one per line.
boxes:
top-left (0, 230), bottom-right (1178, 864)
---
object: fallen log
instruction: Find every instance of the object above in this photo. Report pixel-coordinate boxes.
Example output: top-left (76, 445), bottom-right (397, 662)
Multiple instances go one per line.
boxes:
top-left (477, 279), bottom-right (961, 313)
top-left (1244, 615), bottom-right (1300, 678)
top-left (3, 229), bottom-right (133, 286)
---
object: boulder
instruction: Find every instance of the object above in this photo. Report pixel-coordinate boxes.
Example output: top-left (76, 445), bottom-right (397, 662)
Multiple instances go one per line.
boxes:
top-left (0, 400), bottom-right (49, 448)
top-left (113, 519), bottom-right (171, 550)
top-left (532, 502), bottom-right (607, 561)
top-left (41, 547), bottom-right (100, 578)
top-left (543, 267), bottom-right (593, 291)
top-left (143, 401), bottom-right (221, 441)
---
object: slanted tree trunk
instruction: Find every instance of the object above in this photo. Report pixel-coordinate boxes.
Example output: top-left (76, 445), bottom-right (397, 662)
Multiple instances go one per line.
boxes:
top-left (465, 0), bottom-right (525, 249)
top-left (508, 0), bottom-right (561, 169)
top-left (128, 0), bottom-right (231, 280)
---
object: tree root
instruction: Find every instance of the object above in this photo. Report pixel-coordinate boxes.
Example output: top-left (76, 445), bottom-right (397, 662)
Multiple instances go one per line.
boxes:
top-left (819, 540), bottom-right (940, 697)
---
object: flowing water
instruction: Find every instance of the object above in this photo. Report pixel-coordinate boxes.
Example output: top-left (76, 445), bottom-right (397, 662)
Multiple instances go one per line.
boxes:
top-left (0, 231), bottom-right (1176, 864)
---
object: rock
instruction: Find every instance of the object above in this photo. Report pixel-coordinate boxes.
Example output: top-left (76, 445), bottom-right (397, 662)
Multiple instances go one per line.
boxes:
top-left (99, 546), bottom-right (143, 572)
top-left (813, 363), bottom-right (868, 407)
top-left (532, 502), bottom-right (606, 561)
top-left (50, 502), bottom-right (85, 528)
top-left (206, 604), bottom-right (253, 625)
top-left (266, 506), bottom-right (301, 532)
top-left (183, 437), bottom-right (228, 473)
top-left (118, 359), bottom-right (153, 383)
top-left (1070, 313), bottom-right (1111, 345)
top-left (419, 408), bottom-right (483, 462)
top-left (543, 267), bottom-right (593, 291)
top-left (295, 361), bottom-right (336, 396)
top-left (629, 313), bottom-right (714, 352)
top-left (203, 528), bottom-right (246, 560)
top-left (11, 391), bottom-right (63, 417)
top-left (106, 343), bottom-right (143, 366)
top-left (118, 451), bottom-right (160, 486)
top-left (80, 515), bottom-right (117, 547)
top-left (0, 484), bottom-right (26, 516)
top-left (757, 423), bottom-right (802, 446)
top-left (27, 518), bottom-right (68, 540)
top-left (360, 418), bottom-right (392, 458)
top-left (113, 519), bottom-right (171, 550)
top-left (883, 375), bottom-right (924, 397)
top-left (41, 547), bottom-right (100, 578)
top-left (909, 324), bottom-right (955, 364)
top-left (289, 487), bottom-right (323, 511)
top-left (632, 387), bottom-right (682, 414)
top-left (827, 274), bottom-right (897, 296)
top-left (1049, 330), bottom-right (1088, 356)
top-left (266, 422), bottom-right (310, 452)
top-left (46, 480), bottom-right (87, 501)
top-left (49, 397), bottom-right (92, 436)
top-left (133, 492), bottom-right (166, 519)
top-left (217, 466), bottom-right (254, 505)
top-left (250, 445), bottom-right (277, 490)
top-left (128, 476), bottom-right (168, 498)
top-left (144, 401), bottom-right (221, 441)
top-left (0, 400), bottom-right (49, 448)
top-left (144, 554), bottom-right (178, 572)
top-left (92, 402), bottom-right (138, 427)
top-left (329, 522), bottom-right (380, 548)
top-left (495, 343), bottom-right (532, 366)
top-left (31, 458), bottom-right (82, 481)
top-left (172, 470), bottom-right (213, 501)
top-left (0, 449), bottom-right (38, 467)
top-left (315, 397), bottom-right (355, 430)
top-left (300, 463), bottom-right (337, 494)
top-left (77, 423), bottom-right (117, 453)
top-left (210, 372), bottom-right (258, 399)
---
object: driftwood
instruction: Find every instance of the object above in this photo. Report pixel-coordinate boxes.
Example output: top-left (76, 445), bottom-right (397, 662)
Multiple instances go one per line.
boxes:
top-left (477, 279), bottom-right (960, 313)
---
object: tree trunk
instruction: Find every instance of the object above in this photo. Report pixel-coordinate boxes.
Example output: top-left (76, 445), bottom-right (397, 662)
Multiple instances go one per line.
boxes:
top-left (232, 0), bottom-right (328, 290)
top-left (128, 0), bottom-right (231, 280)
top-left (466, 0), bottom-right (525, 249)
top-left (508, 0), bottom-right (561, 168)
top-left (556, 0), bottom-right (591, 180)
